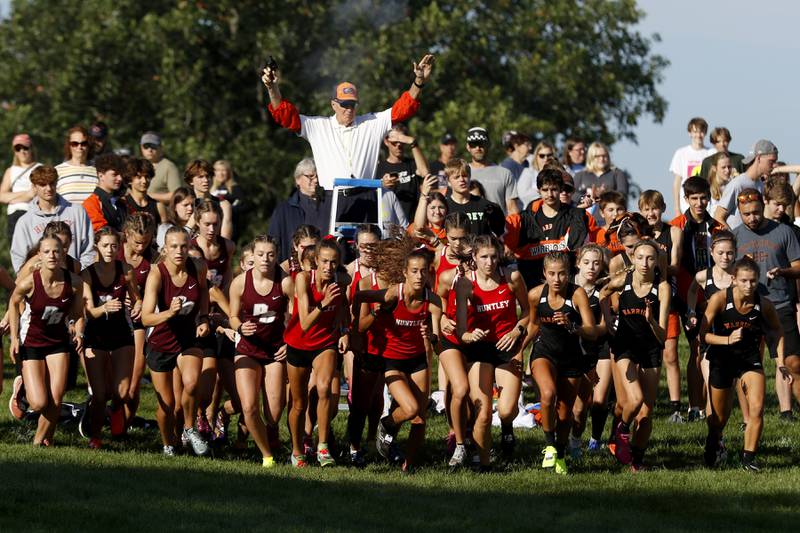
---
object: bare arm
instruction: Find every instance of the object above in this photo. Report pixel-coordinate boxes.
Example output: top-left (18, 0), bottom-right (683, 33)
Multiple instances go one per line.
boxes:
top-left (220, 201), bottom-right (234, 240)
top-left (700, 292), bottom-right (727, 346)
top-left (713, 206), bottom-right (730, 229)
top-left (141, 267), bottom-right (179, 327)
top-left (573, 287), bottom-right (598, 341)
top-left (673, 174), bottom-right (682, 216)
top-left (669, 225), bottom-right (682, 277)
top-left (227, 273), bottom-right (245, 333)
top-left (0, 167), bottom-right (35, 204)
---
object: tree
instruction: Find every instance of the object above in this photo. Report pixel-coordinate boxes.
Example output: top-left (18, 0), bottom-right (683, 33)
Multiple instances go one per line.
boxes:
top-left (0, 0), bottom-right (666, 263)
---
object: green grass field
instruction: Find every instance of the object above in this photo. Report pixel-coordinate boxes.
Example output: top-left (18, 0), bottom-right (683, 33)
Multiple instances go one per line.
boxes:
top-left (2, 342), bottom-right (799, 532)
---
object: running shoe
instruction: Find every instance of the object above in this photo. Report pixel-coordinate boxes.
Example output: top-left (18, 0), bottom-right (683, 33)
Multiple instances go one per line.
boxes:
top-left (213, 411), bottom-right (229, 443)
top-left (668, 411), bottom-right (685, 424)
top-left (110, 406), bottom-right (126, 437)
top-left (291, 453), bottom-right (308, 468)
top-left (8, 376), bottom-right (24, 420)
top-left (317, 444), bottom-right (336, 467)
top-left (741, 457), bottom-right (761, 472)
top-left (303, 435), bottom-right (315, 459)
top-left (630, 462), bottom-right (646, 473)
top-left (687, 408), bottom-right (702, 423)
top-left (88, 438), bottom-right (102, 450)
top-left (779, 411), bottom-right (795, 422)
top-left (181, 430), bottom-right (189, 448)
top-left (500, 433), bottom-right (516, 459)
top-left (183, 427), bottom-right (210, 456)
top-left (445, 431), bottom-right (457, 456)
top-left (568, 435), bottom-right (582, 461)
top-left (739, 422), bottom-right (747, 432)
top-left (613, 424), bottom-right (632, 465)
top-left (163, 445), bottom-right (176, 457)
top-left (376, 421), bottom-right (391, 459)
top-left (716, 442), bottom-right (728, 467)
top-left (541, 445), bottom-right (557, 468)
top-left (262, 456), bottom-right (276, 469)
top-left (78, 401), bottom-right (91, 440)
top-left (350, 448), bottom-right (367, 468)
top-left (387, 442), bottom-right (405, 465)
top-left (607, 440), bottom-right (617, 457)
top-left (587, 438), bottom-right (601, 453)
top-left (448, 443), bottom-right (467, 469)
top-left (196, 413), bottom-right (212, 438)
top-left (554, 457), bottom-right (568, 475)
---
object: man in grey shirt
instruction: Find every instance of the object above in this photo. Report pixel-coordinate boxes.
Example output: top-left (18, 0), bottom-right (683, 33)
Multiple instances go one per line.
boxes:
top-left (714, 139), bottom-right (777, 229)
top-left (465, 127), bottom-right (519, 215)
top-left (733, 188), bottom-right (800, 404)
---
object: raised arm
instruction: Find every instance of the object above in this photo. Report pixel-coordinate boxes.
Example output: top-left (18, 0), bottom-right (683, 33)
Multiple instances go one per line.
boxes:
top-left (261, 63), bottom-right (300, 133)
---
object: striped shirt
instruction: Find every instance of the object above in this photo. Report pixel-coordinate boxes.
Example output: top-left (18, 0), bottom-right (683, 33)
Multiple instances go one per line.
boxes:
top-left (55, 162), bottom-right (98, 206)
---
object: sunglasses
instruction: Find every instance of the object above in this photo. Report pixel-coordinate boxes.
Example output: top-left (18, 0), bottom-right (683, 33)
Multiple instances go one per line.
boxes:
top-left (538, 153), bottom-right (554, 159)
top-left (142, 143), bottom-right (159, 150)
top-left (737, 193), bottom-right (763, 204)
top-left (70, 141), bottom-right (89, 148)
top-left (13, 144), bottom-right (30, 152)
top-left (467, 142), bottom-right (486, 148)
top-left (337, 100), bottom-right (357, 109)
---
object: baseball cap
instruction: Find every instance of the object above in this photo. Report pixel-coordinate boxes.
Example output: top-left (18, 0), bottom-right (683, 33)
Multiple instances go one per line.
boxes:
top-left (501, 130), bottom-right (518, 147)
top-left (140, 132), bottom-right (162, 146)
top-left (440, 132), bottom-right (456, 145)
top-left (12, 133), bottom-right (31, 147)
top-left (742, 139), bottom-right (777, 165)
top-left (332, 82), bottom-right (358, 103)
top-left (90, 122), bottom-right (109, 139)
top-left (466, 127), bottom-right (489, 144)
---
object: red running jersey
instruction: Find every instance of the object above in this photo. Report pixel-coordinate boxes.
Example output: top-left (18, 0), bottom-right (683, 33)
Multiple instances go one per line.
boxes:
top-left (382, 283), bottom-right (430, 360)
top-left (434, 246), bottom-right (458, 291)
top-left (469, 269), bottom-right (517, 343)
top-left (236, 269), bottom-right (287, 358)
top-left (23, 269), bottom-right (73, 348)
top-left (148, 260), bottom-right (202, 354)
top-left (283, 270), bottom-right (341, 351)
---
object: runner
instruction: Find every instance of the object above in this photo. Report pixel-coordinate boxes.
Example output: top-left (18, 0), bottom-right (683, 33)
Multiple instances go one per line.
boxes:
top-left (527, 251), bottom-right (597, 474)
top-left (119, 212), bottom-right (157, 427)
top-left (700, 257), bottom-right (792, 470)
top-left (354, 242), bottom-right (443, 471)
top-left (283, 238), bottom-right (350, 467)
top-left (141, 226), bottom-right (211, 456)
top-left (228, 235), bottom-right (292, 468)
top-left (80, 226), bottom-right (141, 446)
top-left (8, 236), bottom-right (84, 445)
top-left (280, 224), bottom-right (321, 276)
top-left (601, 240), bottom-right (670, 471)
top-left (456, 235), bottom-right (529, 470)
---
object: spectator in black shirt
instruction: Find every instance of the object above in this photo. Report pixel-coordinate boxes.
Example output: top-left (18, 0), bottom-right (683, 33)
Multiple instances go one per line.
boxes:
top-left (444, 158), bottom-right (504, 236)
top-left (120, 157), bottom-right (161, 224)
top-left (268, 158), bottom-right (332, 261)
top-left (375, 123), bottom-right (429, 221)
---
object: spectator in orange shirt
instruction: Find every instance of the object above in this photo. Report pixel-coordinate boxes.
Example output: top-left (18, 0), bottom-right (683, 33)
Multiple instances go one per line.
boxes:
top-left (84, 153), bottom-right (127, 232)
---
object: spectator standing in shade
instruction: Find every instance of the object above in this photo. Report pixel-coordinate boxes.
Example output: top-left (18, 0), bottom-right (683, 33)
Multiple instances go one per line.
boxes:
top-left (375, 123), bottom-right (429, 222)
top-left (83, 153), bottom-right (128, 232)
top-left (518, 140), bottom-right (556, 207)
top-left (141, 131), bottom-right (182, 205)
top-left (268, 158), bottom-right (332, 262)
top-left (55, 126), bottom-right (98, 206)
top-left (211, 160), bottom-right (247, 240)
top-left (714, 140), bottom-right (778, 229)
top-left (11, 166), bottom-right (94, 272)
top-left (263, 53), bottom-right (434, 222)
top-left (572, 142), bottom-right (629, 207)
top-left (670, 117), bottom-right (715, 216)
top-left (500, 132), bottom-right (530, 181)
top-left (561, 137), bottom-right (587, 175)
top-left (184, 159), bottom-right (234, 239)
top-left (466, 127), bottom-right (519, 215)
top-left (696, 127), bottom-right (745, 180)
top-left (88, 121), bottom-right (112, 162)
top-left (428, 133), bottom-right (458, 189)
top-left (0, 133), bottom-right (42, 239)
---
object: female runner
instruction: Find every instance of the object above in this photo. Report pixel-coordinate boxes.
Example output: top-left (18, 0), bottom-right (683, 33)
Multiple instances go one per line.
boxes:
top-left (280, 224), bottom-right (320, 276)
top-left (568, 244), bottom-right (610, 455)
top-left (527, 251), bottom-right (597, 474)
top-left (700, 257), bottom-right (792, 470)
top-left (354, 242), bottom-right (443, 471)
top-left (119, 212), bottom-right (157, 427)
top-left (228, 235), bottom-right (292, 468)
top-left (80, 226), bottom-right (141, 447)
top-left (141, 226), bottom-right (211, 456)
top-left (283, 238), bottom-right (349, 467)
top-left (191, 199), bottom-right (236, 440)
top-left (346, 224), bottom-right (384, 466)
top-left (601, 240), bottom-right (670, 471)
top-left (9, 236), bottom-right (84, 445)
top-left (456, 235), bottom-right (529, 470)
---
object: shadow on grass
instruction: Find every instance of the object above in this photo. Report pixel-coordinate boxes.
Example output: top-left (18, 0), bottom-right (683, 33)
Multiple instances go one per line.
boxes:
top-left (1, 450), bottom-right (799, 533)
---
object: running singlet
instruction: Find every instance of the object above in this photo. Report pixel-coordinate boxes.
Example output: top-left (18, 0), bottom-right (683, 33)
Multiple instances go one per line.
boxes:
top-left (236, 269), bottom-right (287, 358)
top-left (442, 271), bottom-right (469, 346)
top-left (469, 269), bottom-right (517, 344)
top-left (703, 267), bottom-right (723, 300)
top-left (24, 269), bottom-right (73, 348)
top-left (283, 270), bottom-right (341, 351)
top-left (533, 283), bottom-right (582, 358)
top-left (382, 284), bottom-right (429, 360)
top-left (434, 246), bottom-right (458, 291)
top-left (192, 237), bottom-right (230, 288)
top-left (363, 272), bottom-right (384, 355)
top-left (349, 258), bottom-right (370, 301)
top-left (581, 287), bottom-right (605, 359)
top-left (84, 261), bottom-right (132, 345)
top-left (118, 247), bottom-right (151, 294)
top-left (706, 287), bottom-right (764, 362)
top-left (148, 260), bottom-right (202, 354)
top-left (613, 271), bottom-right (663, 352)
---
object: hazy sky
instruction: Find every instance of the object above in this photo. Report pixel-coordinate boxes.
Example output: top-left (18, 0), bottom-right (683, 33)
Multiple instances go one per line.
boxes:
top-left (2, 0), bottom-right (796, 212)
top-left (615, 0), bottom-right (800, 210)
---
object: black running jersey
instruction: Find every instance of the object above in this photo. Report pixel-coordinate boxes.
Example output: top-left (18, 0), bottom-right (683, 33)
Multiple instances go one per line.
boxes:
top-left (533, 283), bottom-right (582, 358)
top-left (581, 286), bottom-right (606, 358)
top-left (707, 287), bottom-right (765, 362)
top-left (703, 267), bottom-right (724, 299)
top-left (614, 271), bottom-right (663, 351)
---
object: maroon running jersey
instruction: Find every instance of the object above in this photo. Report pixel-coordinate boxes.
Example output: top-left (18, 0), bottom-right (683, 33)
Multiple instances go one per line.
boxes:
top-left (235, 269), bottom-right (287, 359)
top-left (148, 260), bottom-right (202, 354)
top-left (24, 269), bottom-right (73, 348)
top-left (84, 261), bottom-right (132, 347)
